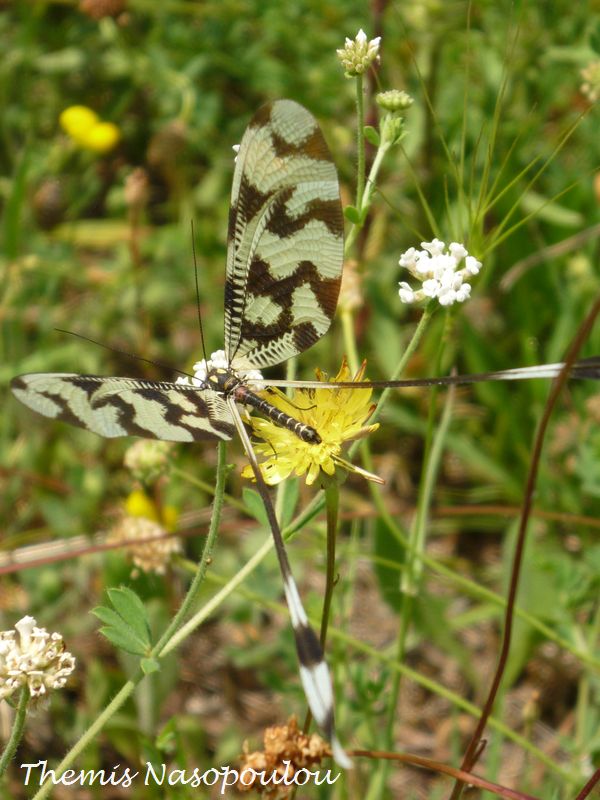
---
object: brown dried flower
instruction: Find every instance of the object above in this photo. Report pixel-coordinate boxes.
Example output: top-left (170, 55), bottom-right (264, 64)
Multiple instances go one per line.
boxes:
top-left (237, 717), bottom-right (332, 798)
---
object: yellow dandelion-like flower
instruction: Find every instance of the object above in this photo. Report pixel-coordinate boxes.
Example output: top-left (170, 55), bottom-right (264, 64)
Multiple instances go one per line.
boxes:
top-left (241, 359), bottom-right (381, 486)
top-left (59, 105), bottom-right (120, 153)
top-left (59, 105), bottom-right (99, 138)
top-left (81, 121), bottom-right (120, 153)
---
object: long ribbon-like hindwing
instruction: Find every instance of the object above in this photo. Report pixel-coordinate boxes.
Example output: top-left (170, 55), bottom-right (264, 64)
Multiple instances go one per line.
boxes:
top-left (227, 397), bottom-right (352, 768)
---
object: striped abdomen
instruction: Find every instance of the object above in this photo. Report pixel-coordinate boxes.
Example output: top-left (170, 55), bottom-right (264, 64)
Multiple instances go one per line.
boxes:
top-left (234, 386), bottom-right (322, 444)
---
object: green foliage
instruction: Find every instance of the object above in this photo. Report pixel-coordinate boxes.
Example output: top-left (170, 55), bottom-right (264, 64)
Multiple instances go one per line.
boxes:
top-left (93, 587), bottom-right (153, 657)
top-left (2, 1), bottom-right (600, 798)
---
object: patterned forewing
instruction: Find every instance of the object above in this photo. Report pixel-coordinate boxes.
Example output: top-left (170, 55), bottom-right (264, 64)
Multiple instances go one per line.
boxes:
top-left (225, 100), bottom-right (344, 370)
top-left (10, 374), bottom-right (235, 442)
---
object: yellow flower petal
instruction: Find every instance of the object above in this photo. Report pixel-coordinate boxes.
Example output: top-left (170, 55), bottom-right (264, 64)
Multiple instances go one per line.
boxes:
top-left (59, 105), bottom-right (99, 138)
top-left (125, 489), bottom-right (158, 522)
top-left (242, 359), bottom-right (381, 486)
top-left (81, 121), bottom-right (121, 153)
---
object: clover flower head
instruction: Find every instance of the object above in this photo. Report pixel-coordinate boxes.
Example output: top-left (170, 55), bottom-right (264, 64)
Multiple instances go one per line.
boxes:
top-left (59, 105), bottom-right (120, 154)
top-left (107, 516), bottom-right (181, 576)
top-left (107, 490), bottom-right (181, 576)
top-left (336, 28), bottom-right (381, 76)
top-left (0, 616), bottom-right (76, 701)
top-left (123, 440), bottom-right (173, 483)
top-left (175, 350), bottom-right (263, 388)
top-left (376, 90), bottom-right (414, 113)
top-left (398, 240), bottom-right (482, 307)
top-left (241, 359), bottom-right (381, 486)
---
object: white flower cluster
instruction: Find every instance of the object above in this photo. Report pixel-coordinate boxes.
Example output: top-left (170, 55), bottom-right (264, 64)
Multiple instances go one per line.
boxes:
top-left (398, 239), bottom-right (482, 306)
top-left (176, 350), bottom-right (263, 388)
top-left (336, 29), bottom-right (381, 76)
top-left (0, 616), bottom-right (76, 701)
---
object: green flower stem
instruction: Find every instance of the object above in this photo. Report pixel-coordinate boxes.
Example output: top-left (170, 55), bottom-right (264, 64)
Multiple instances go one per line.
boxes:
top-left (202, 569), bottom-right (576, 784)
top-left (32, 681), bottom-right (138, 800)
top-left (303, 480), bottom-right (340, 734)
top-left (341, 92), bottom-right (401, 381)
top-left (31, 442), bottom-right (229, 797)
top-left (170, 463), bottom-right (246, 513)
top-left (320, 481), bottom-right (340, 649)
top-left (155, 440), bottom-right (229, 657)
top-left (403, 358), bottom-right (454, 594)
top-left (344, 131), bottom-right (392, 256)
top-left (175, 486), bottom-right (600, 675)
top-left (355, 74), bottom-right (366, 211)
top-left (347, 305), bottom-right (433, 469)
top-left (340, 307), bottom-right (360, 373)
top-left (362, 139), bottom-right (388, 214)
top-left (0, 686), bottom-right (30, 780)
top-left (575, 599), bottom-right (600, 769)
top-left (165, 535), bottom-right (276, 654)
top-left (366, 483), bottom-right (600, 671)
top-left (368, 312), bottom-right (452, 799)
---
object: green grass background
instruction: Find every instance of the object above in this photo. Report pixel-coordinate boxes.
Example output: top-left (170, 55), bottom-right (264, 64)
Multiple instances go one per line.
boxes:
top-left (1, 1), bottom-right (600, 798)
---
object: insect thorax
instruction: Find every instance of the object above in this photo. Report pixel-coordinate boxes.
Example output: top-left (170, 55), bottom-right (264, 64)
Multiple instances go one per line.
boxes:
top-left (205, 367), bottom-right (243, 396)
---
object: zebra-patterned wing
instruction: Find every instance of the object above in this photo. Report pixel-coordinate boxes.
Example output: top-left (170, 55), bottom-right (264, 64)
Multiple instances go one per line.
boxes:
top-left (225, 99), bottom-right (344, 371)
top-left (10, 374), bottom-right (235, 442)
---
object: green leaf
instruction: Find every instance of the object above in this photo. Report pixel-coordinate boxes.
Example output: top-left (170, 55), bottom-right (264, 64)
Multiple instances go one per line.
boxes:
top-left (520, 191), bottom-right (583, 228)
top-left (98, 626), bottom-right (148, 657)
top-left (279, 478), bottom-right (299, 528)
top-left (344, 205), bottom-right (361, 224)
top-left (590, 20), bottom-right (600, 54)
top-left (92, 587), bottom-right (152, 658)
top-left (155, 718), bottom-right (178, 751)
top-left (92, 607), bottom-right (127, 628)
top-left (363, 125), bottom-right (380, 146)
top-left (242, 487), bottom-right (269, 528)
top-left (2, 146), bottom-right (31, 259)
top-left (107, 586), bottom-right (151, 644)
top-left (372, 518), bottom-right (406, 611)
top-left (141, 657), bottom-right (160, 675)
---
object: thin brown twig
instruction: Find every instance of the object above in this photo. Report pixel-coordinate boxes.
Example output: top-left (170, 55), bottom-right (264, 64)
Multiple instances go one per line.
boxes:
top-left (449, 294), bottom-right (600, 798)
top-left (351, 749), bottom-right (540, 800)
top-left (573, 767), bottom-right (600, 800)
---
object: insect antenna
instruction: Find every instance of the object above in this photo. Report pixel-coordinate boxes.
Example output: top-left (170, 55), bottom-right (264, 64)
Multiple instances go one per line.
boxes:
top-left (190, 220), bottom-right (210, 365)
top-left (54, 329), bottom-right (194, 381)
